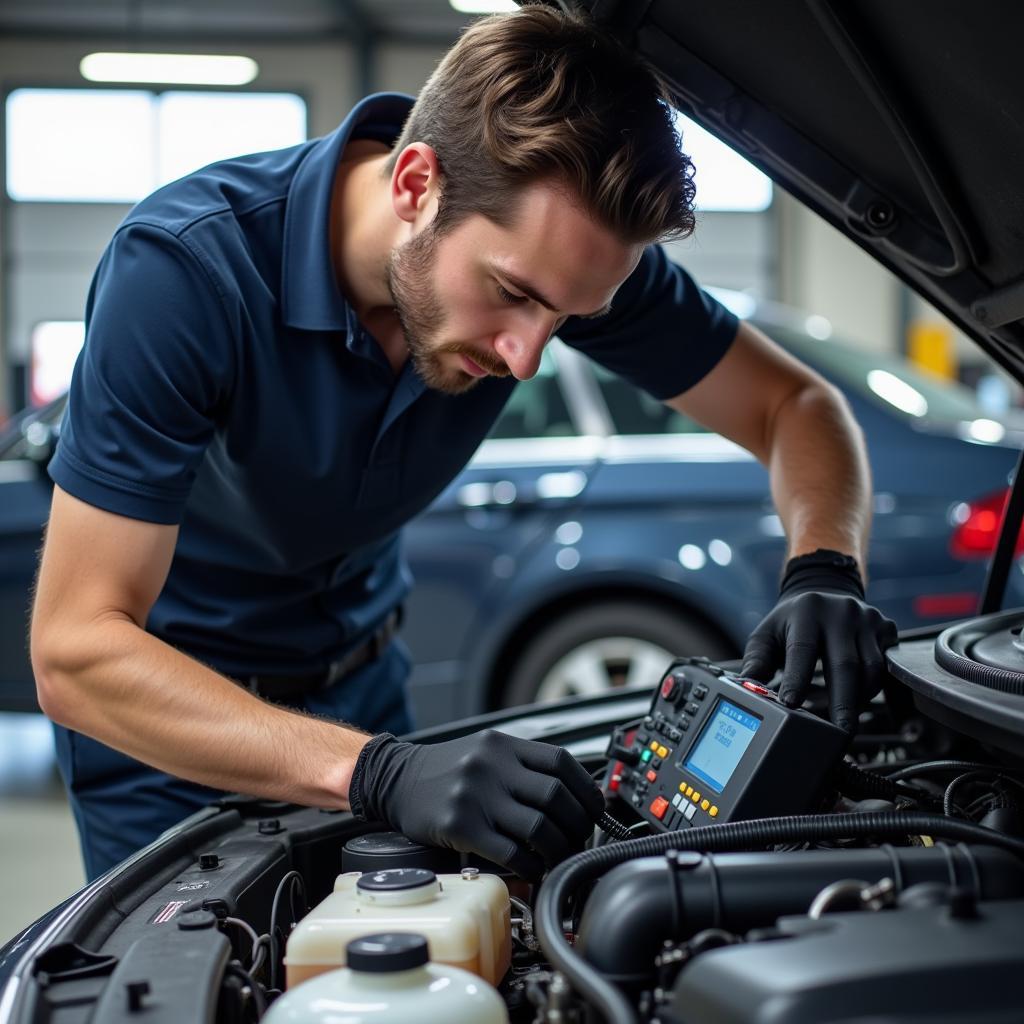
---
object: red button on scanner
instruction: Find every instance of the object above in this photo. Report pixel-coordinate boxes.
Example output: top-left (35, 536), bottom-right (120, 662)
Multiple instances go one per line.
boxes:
top-left (660, 675), bottom-right (678, 701)
top-left (650, 796), bottom-right (670, 820)
top-left (646, 769), bottom-right (658, 783)
top-left (741, 680), bottom-right (771, 697)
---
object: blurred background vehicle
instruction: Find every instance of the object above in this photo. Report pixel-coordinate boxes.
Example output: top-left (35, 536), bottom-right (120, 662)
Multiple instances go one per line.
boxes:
top-left (4, 289), bottom-right (1021, 725)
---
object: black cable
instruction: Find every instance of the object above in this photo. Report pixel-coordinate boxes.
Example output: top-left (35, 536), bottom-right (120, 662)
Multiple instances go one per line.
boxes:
top-left (886, 760), bottom-right (1024, 782)
top-left (269, 871), bottom-right (306, 993)
top-left (597, 811), bottom-right (632, 841)
top-left (944, 770), bottom-right (1024, 819)
top-left (224, 960), bottom-right (267, 1018)
top-left (534, 811), bottom-right (1024, 1024)
top-left (944, 771), bottom-right (994, 818)
top-left (249, 934), bottom-right (270, 978)
top-left (835, 759), bottom-right (943, 810)
top-left (222, 916), bottom-right (260, 963)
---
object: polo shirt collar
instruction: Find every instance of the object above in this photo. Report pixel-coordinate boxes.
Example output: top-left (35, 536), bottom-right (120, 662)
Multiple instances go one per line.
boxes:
top-left (281, 92), bottom-right (414, 332)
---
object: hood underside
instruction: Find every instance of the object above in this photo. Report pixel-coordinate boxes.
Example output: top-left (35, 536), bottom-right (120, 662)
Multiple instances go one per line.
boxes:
top-left (566, 0), bottom-right (1024, 384)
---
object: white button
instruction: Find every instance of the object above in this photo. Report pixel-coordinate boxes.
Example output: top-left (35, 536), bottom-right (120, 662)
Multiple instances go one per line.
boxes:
top-left (684, 802), bottom-right (697, 821)
top-left (672, 793), bottom-right (683, 808)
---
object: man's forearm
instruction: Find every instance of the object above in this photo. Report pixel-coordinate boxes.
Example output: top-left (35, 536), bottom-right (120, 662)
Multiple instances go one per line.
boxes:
top-left (766, 381), bottom-right (872, 574)
top-left (35, 617), bottom-right (370, 808)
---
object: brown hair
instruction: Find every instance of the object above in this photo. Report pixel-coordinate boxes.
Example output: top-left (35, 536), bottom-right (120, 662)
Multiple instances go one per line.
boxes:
top-left (385, 4), bottom-right (696, 245)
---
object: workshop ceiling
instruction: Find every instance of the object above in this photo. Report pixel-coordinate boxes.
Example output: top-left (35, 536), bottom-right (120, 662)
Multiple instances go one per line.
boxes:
top-left (0, 0), bottom-right (478, 44)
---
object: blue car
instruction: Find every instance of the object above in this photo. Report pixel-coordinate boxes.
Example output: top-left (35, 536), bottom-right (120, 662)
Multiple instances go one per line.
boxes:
top-left (400, 291), bottom-right (1024, 725)
top-left (0, 291), bottom-right (1020, 723)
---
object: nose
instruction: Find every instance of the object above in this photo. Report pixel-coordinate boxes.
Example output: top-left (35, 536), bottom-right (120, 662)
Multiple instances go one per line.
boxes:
top-left (492, 322), bottom-right (555, 381)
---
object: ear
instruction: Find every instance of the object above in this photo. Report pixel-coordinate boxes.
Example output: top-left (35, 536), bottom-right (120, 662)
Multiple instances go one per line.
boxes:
top-left (390, 143), bottom-right (441, 226)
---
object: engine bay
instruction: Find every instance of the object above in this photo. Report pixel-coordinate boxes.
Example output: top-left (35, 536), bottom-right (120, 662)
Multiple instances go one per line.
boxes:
top-left (6, 617), bottom-right (1024, 1024)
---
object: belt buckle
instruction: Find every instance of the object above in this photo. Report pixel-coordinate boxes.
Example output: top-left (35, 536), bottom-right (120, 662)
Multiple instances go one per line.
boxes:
top-left (321, 610), bottom-right (399, 690)
top-left (322, 657), bottom-right (348, 689)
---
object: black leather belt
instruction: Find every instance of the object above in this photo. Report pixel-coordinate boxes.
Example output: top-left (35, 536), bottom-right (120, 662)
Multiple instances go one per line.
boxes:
top-left (237, 609), bottom-right (401, 701)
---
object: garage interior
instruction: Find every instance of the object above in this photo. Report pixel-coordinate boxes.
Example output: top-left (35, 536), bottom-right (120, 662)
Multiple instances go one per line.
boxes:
top-left (1, 0), bottom-right (1019, 947)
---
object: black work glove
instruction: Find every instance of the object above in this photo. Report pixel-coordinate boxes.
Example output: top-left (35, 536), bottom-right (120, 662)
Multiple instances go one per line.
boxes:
top-left (349, 729), bottom-right (604, 880)
top-left (740, 549), bottom-right (898, 733)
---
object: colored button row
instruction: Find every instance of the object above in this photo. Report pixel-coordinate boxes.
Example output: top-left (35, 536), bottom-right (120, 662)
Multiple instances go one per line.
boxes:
top-left (677, 781), bottom-right (718, 816)
top-left (670, 793), bottom-right (697, 822)
top-left (648, 740), bottom-right (671, 759)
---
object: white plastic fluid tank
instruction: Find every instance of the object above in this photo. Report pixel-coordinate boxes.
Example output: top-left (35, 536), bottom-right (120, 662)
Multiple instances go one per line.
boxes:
top-left (285, 867), bottom-right (511, 990)
top-left (264, 932), bottom-right (509, 1024)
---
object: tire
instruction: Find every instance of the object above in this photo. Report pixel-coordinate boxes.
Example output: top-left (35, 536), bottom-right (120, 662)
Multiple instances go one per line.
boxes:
top-left (501, 601), bottom-right (736, 708)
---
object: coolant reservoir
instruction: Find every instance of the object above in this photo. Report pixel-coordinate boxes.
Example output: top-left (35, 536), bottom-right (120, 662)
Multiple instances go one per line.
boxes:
top-left (285, 867), bottom-right (512, 990)
top-left (265, 933), bottom-right (509, 1023)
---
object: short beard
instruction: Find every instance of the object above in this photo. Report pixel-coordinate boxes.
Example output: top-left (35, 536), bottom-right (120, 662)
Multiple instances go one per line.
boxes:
top-left (385, 226), bottom-right (509, 395)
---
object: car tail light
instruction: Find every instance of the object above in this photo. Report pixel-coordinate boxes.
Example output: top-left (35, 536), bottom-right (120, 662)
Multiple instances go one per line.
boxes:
top-left (950, 488), bottom-right (1024, 559)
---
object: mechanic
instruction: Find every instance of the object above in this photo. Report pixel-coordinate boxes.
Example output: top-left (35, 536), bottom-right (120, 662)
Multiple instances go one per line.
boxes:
top-left (30, 6), bottom-right (896, 881)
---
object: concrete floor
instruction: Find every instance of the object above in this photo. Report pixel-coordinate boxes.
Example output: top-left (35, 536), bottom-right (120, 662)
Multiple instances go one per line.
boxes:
top-left (0, 713), bottom-right (85, 944)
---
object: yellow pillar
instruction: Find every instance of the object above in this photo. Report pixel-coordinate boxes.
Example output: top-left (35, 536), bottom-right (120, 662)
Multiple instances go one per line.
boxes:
top-left (907, 320), bottom-right (956, 381)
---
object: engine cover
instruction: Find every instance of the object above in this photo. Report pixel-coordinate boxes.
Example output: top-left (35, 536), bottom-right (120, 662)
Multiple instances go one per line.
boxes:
top-left (668, 899), bottom-right (1024, 1023)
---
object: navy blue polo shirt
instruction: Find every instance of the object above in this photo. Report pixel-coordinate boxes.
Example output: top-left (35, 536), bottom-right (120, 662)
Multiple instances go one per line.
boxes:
top-left (50, 93), bottom-right (738, 677)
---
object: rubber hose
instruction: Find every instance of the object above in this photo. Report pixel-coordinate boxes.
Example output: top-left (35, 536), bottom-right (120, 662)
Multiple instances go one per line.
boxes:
top-left (535, 812), bottom-right (1024, 1024)
top-left (836, 760), bottom-right (942, 809)
top-left (935, 618), bottom-right (1024, 694)
top-left (886, 760), bottom-right (1024, 782)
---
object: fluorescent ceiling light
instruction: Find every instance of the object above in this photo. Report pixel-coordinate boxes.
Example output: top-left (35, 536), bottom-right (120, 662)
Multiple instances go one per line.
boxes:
top-left (80, 52), bottom-right (258, 86)
top-left (450, 0), bottom-right (518, 13)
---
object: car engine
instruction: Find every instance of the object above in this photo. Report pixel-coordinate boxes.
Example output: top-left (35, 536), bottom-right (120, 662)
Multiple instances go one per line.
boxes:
top-left (5, 616), bottom-right (1024, 1024)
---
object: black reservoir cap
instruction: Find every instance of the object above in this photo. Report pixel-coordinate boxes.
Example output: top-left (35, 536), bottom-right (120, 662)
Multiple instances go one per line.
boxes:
top-left (347, 933), bottom-right (429, 973)
top-left (342, 831), bottom-right (461, 875)
top-left (356, 867), bottom-right (437, 893)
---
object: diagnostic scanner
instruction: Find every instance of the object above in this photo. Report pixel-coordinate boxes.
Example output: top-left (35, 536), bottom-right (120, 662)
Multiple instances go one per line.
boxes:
top-left (611, 657), bottom-right (849, 832)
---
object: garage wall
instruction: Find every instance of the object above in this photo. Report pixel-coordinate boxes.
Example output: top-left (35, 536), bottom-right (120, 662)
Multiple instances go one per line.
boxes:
top-left (0, 36), bottom-right (360, 412)
top-left (2, 33), bottom-right (782, 414)
top-left (774, 188), bottom-right (899, 354)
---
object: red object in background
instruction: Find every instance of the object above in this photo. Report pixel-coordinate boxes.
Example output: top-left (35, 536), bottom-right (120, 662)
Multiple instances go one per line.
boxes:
top-left (608, 760), bottom-right (624, 793)
top-left (913, 593), bottom-right (980, 618)
top-left (950, 488), bottom-right (1024, 559)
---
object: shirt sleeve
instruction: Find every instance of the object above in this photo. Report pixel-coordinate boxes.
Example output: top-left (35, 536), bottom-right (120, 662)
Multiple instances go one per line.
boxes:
top-left (48, 221), bottom-right (235, 525)
top-left (558, 244), bottom-right (738, 400)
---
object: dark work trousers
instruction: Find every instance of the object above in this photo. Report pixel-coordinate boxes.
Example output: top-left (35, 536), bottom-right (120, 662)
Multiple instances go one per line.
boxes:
top-left (53, 639), bottom-right (414, 881)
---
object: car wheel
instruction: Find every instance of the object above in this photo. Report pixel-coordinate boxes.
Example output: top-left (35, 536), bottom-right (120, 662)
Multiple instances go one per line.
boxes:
top-left (502, 601), bottom-right (735, 707)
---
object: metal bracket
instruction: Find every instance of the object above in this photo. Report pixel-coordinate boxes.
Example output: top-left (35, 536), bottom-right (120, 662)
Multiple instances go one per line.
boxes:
top-left (971, 278), bottom-right (1024, 329)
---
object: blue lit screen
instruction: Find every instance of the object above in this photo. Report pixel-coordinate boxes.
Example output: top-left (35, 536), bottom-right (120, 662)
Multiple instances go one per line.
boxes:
top-left (683, 699), bottom-right (761, 794)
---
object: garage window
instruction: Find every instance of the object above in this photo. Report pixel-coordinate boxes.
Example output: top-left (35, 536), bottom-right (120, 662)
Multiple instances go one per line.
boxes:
top-left (5, 88), bottom-right (306, 203)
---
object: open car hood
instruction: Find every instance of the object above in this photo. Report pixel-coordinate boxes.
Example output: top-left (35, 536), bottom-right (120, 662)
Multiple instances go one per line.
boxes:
top-left (566, 0), bottom-right (1024, 383)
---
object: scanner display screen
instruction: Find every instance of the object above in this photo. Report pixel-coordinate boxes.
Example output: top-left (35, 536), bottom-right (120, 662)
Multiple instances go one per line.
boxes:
top-left (683, 699), bottom-right (761, 793)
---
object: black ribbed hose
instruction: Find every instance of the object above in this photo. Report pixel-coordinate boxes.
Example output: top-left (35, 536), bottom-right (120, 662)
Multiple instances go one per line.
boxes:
top-left (886, 759), bottom-right (1024, 782)
top-left (535, 812), bottom-right (1024, 1024)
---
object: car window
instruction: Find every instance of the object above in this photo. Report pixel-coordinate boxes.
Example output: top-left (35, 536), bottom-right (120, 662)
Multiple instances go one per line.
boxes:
top-left (592, 362), bottom-right (709, 435)
top-left (487, 347), bottom-right (576, 439)
top-left (767, 323), bottom-right (996, 425)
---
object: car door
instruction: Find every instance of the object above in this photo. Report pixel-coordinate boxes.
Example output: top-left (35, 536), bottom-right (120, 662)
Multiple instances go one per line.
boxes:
top-left (400, 342), bottom-right (605, 727)
top-left (0, 402), bottom-right (63, 711)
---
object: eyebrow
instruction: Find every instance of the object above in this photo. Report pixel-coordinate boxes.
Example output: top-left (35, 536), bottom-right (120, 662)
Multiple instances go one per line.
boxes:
top-left (497, 268), bottom-right (613, 320)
